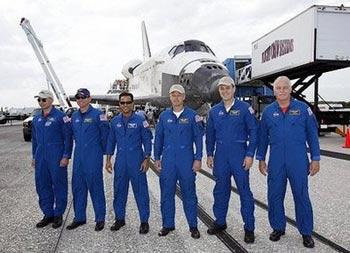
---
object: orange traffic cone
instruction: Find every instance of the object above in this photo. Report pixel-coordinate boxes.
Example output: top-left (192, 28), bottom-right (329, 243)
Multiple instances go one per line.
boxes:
top-left (343, 128), bottom-right (350, 148)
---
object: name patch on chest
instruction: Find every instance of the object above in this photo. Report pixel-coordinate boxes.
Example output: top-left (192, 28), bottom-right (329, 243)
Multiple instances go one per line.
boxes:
top-left (127, 123), bottom-right (137, 128)
top-left (229, 110), bottom-right (240, 116)
top-left (84, 118), bottom-right (93, 123)
top-left (167, 119), bottom-right (173, 123)
top-left (289, 109), bottom-right (300, 116)
top-left (179, 118), bottom-right (189, 124)
top-left (116, 123), bottom-right (122, 128)
top-left (44, 121), bottom-right (52, 127)
top-left (273, 112), bottom-right (280, 117)
top-left (218, 111), bottom-right (224, 116)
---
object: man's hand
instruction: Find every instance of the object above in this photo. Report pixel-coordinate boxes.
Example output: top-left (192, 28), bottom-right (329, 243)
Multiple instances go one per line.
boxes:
top-left (31, 159), bottom-right (35, 168)
top-left (207, 156), bottom-right (214, 169)
top-left (155, 160), bottom-right (161, 172)
top-left (193, 160), bottom-right (202, 172)
top-left (243, 156), bottom-right (253, 170)
top-left (105, 160), bottom-right (113, 174)
top-left (141, 158), bottom-right (150, 173)
top-left (60, 158), bottom-right (69, 168)
top-left (309, 160), bottom-right (320, 176)
top-left (258, 160), bottom-right (268, 176)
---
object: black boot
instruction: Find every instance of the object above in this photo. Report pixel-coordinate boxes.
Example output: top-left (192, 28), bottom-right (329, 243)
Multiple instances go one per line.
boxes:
top-left (66, 220), bottom-right (86, 230)
top-left (36, 216), bottom-right (54, 228)
top-left (190, 227), bottom-right (200, 239)
top-left (139, 222), bottom-right (149, 234)
top-left (207, 223), bottom-right (227, 235)
top-left (95, 221), bottom-right (105, 231)
top-left (52, 216), bottom-right (63, 229)
top-left (269, 230), bottom-right (285, 241)
top-left (110, 220), bottom-right (125, 231)
top-left (244, 229), bottom-right (255, 244)
top-left (302, 235), bottom-right (315, 248)
top-left (158, 227), bottom-right (175, 236)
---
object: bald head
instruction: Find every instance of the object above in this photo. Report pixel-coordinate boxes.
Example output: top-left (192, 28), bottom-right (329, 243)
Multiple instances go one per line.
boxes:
top-left (273, 76), bottom-right (292, 103)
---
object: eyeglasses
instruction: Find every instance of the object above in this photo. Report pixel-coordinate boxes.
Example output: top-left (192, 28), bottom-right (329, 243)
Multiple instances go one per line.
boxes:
top-left (76, 96), bottom-right (88, 100)
top-left (37, 98), bottom-right (47, 103)
top-left (119, 101), bottom-right (133, 105)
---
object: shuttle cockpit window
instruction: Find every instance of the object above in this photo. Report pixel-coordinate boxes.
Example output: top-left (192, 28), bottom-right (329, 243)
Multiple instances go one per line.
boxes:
top-left (169, 40), bottom-right (216, 58)
top-left (173, 45), bottom-right (185, 56)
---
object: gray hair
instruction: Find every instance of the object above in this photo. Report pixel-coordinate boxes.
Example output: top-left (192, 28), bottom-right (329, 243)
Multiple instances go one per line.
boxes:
top-left (273, 76), bottom-right (291, 88)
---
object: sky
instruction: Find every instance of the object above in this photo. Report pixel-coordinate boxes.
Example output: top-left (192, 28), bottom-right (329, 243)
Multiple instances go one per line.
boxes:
top-left (1, 0), bottom-right (350, 108)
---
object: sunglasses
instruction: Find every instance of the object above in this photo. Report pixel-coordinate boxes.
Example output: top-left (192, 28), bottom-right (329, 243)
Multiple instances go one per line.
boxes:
top-left (37, 98), bottom-right (47, 103)
top-left (76, 95), bottom-right (88, 100)
top-left (119, 101), bottom-right (133, 105)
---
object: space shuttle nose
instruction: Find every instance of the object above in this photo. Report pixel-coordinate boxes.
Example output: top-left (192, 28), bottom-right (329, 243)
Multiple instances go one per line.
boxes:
top-left (189, 64), bottom-right (228, 103)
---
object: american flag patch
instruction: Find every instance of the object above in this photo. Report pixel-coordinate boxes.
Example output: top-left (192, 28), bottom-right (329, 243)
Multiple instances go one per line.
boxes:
top-left (195, 115), bottom-right (203, 122)
top-left (63, 116), bottom-right (71, 123)
top-left (143, 120), bottom-right (149, 128)
top-left (248, 106), bottom-right (255, 114)
top-left (307, 107), bottom-right (313, 116)
top-left (99, 114), bottom-right (108, 121)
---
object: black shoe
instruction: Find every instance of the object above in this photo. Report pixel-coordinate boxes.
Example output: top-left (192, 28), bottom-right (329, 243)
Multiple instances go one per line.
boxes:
top-left (244, 229), bottom-right (255, 244)
top-left (66, 220), bottom-right (86, 230)
top-left (158, 227), bottom-right (175, 236)
top-left (269, 230), bottom-right (285, 241)
top-left (95, 221), bottom-right (105, 231)
top-left (52, 216), bottom-right (63, 229)
top-left (302, 235), bottom-right (315, 248)
top-left (36, 216), bottom-right (54, 228)
top-left (139, 222), bottom-right (149, 234)
top-left (190, 228), bottom-right (200, 239)
top-left (110, 220), bottom-right (125, 231)
top-left (207, 223), bottom-right (227, 235)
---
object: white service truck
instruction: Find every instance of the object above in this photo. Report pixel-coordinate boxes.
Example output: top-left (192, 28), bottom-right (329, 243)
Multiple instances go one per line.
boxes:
top-left (237, 5), bottom-right (350, 133)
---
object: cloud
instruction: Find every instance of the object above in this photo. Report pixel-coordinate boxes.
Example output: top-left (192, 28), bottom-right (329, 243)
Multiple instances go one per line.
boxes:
top-left (0, 0), bottom-right (349, 108)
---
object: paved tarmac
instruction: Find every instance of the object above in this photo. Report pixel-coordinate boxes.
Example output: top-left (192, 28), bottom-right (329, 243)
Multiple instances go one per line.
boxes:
top-left (0, 126), bottom-right (349, 252)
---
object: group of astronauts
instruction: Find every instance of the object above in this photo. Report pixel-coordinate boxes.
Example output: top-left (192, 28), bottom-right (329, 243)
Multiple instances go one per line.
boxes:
top-left (31, 75), bottom-right (320, 248)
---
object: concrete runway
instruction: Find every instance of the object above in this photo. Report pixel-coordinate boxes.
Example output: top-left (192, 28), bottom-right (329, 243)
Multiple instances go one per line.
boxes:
top-left (0, 126), bottom-right (349, 252)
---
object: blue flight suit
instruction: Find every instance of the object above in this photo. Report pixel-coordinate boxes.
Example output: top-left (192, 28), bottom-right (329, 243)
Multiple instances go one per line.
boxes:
top-left (71, 105), bottom-right (109, 222)
top-left (154, 107), bottom-right (204, 229)
top-left (32, 107), bottom-right (73, 218)
top-left (106, 113), bottom-right (152, 223)
top-left (256, 99), bottom-right (320, 236)
top-left (206, 99), bottom-right (257, 231)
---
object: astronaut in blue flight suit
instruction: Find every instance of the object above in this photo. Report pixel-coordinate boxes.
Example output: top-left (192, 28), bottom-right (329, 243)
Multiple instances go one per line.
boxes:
top-left (32, 90), bottom-right (73, 229)
top-left (154, 84), bottom-right (204, 239)
top-left (256, 76), bottom-right (320, 248)
top-left (206, 76), bottom-right (257, 244)
top-left (105, 92), bottom-right (152, 234)
top-left (66, 88), bottom-right (110, 232)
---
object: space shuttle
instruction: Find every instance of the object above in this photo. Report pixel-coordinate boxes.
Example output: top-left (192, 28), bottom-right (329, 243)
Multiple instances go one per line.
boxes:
top-left (77, 22), bottom-right (229, 111)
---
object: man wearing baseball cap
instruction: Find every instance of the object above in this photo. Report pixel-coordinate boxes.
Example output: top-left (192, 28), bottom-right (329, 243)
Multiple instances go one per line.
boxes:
top-left (32, 90), bottom-right (73, 229)
top-left (154, 84), bottom-right (204, 239)
top-left (206, 76), bottom-right (258, 243)
top-left (66, 88), bottom-right (109, 231)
